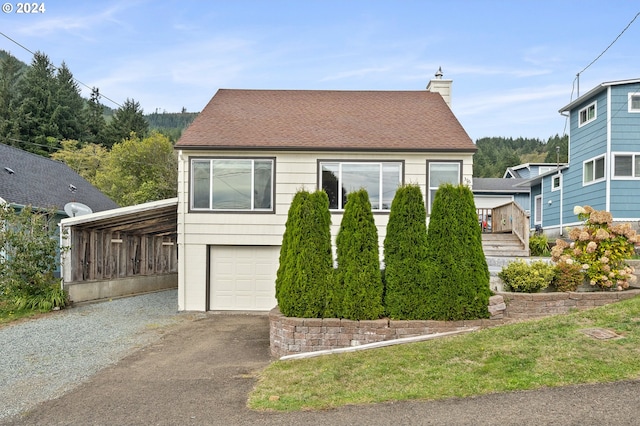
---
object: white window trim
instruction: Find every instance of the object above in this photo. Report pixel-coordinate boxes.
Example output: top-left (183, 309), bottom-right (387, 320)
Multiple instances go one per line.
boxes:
top-left (534, 194), bottom-right (542, 225)
top-left (578, 101), bottom-right (597, 127)
top-left (427, 161), bottom-right (462, 214)
top-left (319, 160), bottom-right (403, 212)
top-left (582, 154), bottom-right (606, 186)
top-left (612, 152), bottom-right (640, 179)
top-left (189, 157), bottom-right (275, 212)
top-left (628, 93), bottom-right (640, 113)
top-left (551, 173), bottom-right (562, 191)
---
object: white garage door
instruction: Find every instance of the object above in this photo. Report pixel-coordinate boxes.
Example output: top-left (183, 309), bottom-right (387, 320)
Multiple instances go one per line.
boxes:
top-left (474, 196), bottom-right (513, 209)
top-left (209, 245), bottom-right (280, 311)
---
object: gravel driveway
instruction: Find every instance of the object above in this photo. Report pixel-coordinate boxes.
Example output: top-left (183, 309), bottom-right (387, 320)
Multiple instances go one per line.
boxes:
top-left (0, 290), bottom-right (186, 421)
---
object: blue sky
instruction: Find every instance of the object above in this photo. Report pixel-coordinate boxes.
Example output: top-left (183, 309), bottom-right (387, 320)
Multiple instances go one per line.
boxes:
top-left (1, 1), bottom-right (639, 141)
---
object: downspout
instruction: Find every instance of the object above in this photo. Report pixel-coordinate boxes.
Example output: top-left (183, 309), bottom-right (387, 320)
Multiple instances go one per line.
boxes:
top-left (59, 222), bottom-right (63, 290)
top-left (559, 111), bottom-right (570, 236)
top-left (177, 149), bottom-right (187, 311)
top-left (606, 87), bottom-right (612, 212)
top-left (559, 178), bottom-right (563, 236)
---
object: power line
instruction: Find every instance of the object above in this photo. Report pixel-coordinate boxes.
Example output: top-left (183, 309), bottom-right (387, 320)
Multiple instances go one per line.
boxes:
top-left (560, 11), bottom-right (640, 136)
top-left (575, 11), bottom-right (640, 97)
top-left (0, 31), bottom-right (122, 108)
top-left (578, 12), bottom-right (640, 77)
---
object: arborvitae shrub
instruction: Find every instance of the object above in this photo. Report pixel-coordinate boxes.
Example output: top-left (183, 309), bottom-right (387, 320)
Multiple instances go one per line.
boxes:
top-left (275, 190), bottom-right (307, 316)
top-left (304, 191), bottom-right (333, 316)
top-left (275, 190), bottom-right (333, 318)
top-left (383, 184), bottom-right (429, 319)
top-left (424, 184), bottom-right (491, 320)
top-left (335, 189), bottom-right (384, 320)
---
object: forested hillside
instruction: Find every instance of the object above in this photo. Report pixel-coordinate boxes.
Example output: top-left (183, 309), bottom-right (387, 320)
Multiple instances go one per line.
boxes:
top-left (472, 134), bottom-right (568, 177)
top-left (0, 49), bottom-right (196, 155)
top-left (1, 49), bottom-right (568, 203)
top-left (0, 50), bottom-right (188, 206)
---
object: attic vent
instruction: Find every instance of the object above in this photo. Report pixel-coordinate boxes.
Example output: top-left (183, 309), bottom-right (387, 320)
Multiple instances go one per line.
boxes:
top-left (4, 167), bottom-right (14, 175)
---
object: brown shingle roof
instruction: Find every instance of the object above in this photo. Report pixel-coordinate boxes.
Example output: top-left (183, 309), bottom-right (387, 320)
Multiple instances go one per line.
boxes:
top-left (175, 89), bottom-right (475, 152)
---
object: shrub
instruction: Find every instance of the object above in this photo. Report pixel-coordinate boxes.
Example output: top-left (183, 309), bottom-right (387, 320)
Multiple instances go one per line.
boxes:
top-left (383, 184), bottom-right (429, 319)
top-left (0, 205), bottom-right (67, 311)
top-left (551, 205), bottom-right (638, 290)
top-left (13, 277), bottom-right (68, 311)
top-left (275, 190), bottom-right (333, 318)
top-left (424, 184), bottom-right (491, 320)
top-left (335, 189), bottom-right (384, 320)
top-left (529, 232), bottom-right (550, 256)
top-left (552, 260), bottom-right (584, 292)
top-left (498, 260), bottom-right (554, 293)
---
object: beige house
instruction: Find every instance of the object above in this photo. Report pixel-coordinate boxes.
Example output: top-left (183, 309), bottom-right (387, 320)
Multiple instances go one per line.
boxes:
top-left (174, 73), bottom-right (476, 311)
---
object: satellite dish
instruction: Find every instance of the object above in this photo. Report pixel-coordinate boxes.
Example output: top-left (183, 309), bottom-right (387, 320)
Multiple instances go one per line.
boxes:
top-left (64, 202), bottom-right (93, 218)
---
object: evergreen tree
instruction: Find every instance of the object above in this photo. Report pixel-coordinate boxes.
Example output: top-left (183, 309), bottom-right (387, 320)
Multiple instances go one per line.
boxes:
top-left (544, 134), bottom-right (569, 164)
top-left (86, 87), bottom-right (107, 145)
top-left (103, 98), bottom-right (149, 147)
top-left (275, 190), bottom-right (307, 316)
top-left (0, 53), bottom-right (24, 143)
top-left (424, 184), bottom-right (490, 320)
top-left (383, 184), bottom-right (429, 319)
top-left (275, 190), bottom-right (333, 318)
top-left (335, 189), bottom-right (384, 320)
top-left (51, 62), bottom-right (86, 142)
top-left (12, 52), bottom-right (59, 154)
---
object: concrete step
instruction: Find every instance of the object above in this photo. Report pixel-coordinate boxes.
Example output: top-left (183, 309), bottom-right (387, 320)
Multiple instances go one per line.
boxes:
top-left (482, 232), bottom-right (528, 257)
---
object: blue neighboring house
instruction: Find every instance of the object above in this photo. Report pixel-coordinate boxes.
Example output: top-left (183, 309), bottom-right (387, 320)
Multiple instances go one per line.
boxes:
top-left (511, 78), bottom-right (640, 237)
top-left (0, 143), bottom-right (119, 275)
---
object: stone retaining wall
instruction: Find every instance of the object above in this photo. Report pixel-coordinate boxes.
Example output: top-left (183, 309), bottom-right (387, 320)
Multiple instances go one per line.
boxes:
top-left (270, 307), bottom-right (512, 358)
top-left (496, 289), bottom-right (640, 319)
top-left (270, 289), bottom-right (640, 358)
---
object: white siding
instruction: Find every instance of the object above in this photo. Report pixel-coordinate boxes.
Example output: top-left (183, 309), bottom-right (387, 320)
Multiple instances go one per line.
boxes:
top-left (177, 149), bottom-right (474, 311)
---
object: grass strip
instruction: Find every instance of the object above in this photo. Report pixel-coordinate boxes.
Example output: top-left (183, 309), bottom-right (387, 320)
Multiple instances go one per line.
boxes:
top-left (248, 295), bottom-right (640, 411)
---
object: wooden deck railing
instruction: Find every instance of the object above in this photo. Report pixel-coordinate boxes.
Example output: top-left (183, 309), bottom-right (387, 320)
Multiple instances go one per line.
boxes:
top-left (477, 201), bottom-right (530, 249)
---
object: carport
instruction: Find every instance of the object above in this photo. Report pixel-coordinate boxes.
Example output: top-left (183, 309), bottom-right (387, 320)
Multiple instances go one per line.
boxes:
top-left (59, 198), bottom-right (178, 303)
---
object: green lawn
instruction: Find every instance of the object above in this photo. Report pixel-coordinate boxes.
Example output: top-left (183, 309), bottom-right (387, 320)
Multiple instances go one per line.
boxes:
top-left (249, 295), bottom-right (640, 411)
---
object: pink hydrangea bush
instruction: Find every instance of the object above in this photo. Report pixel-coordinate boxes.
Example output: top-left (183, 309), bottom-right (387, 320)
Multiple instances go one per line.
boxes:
top-left (551, 205), bottom-right (638, 290)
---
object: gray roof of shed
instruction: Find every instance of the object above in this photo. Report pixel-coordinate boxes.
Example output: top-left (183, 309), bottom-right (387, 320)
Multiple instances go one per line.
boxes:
top-left (0, 143), bottom-right (119, 213)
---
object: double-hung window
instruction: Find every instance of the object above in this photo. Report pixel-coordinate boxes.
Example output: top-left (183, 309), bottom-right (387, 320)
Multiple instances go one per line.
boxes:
top-left (629, 93), bottom-right (640, 113)
top-left (319, 161), bottom-right (403, 211)
top-left (613, 154), bottom-right (640, 178)
top-left (583, 155), bottom-right (605, 185)
top-left (551, 174), bottom-right (561, 191)
top-left (191, 158), bottom-right (274, 211)
top-left (427, 161), bottom-right (461, 213)
top-left (578, 101), bottom-right (596, 127)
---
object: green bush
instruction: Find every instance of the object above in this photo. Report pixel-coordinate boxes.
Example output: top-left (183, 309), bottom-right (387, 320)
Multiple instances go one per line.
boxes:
top-left (424, 184), bottom-right (491, 320)
top-left (383, 184), bottom-right (429, 319)
top-left (13, 277), bottom-right (68, 311)
top-left (498, 260), bottom-right (555, 293)
top-left (529, 233), bottom-right (550, 256)
top-left (552, 260), bottom-right (584, 292)
top-left (335, 189), bottom-right (384, 320)
top-left (275, 190), bottom-right (333, 318)
top-left (0, 205), bottom-right (67, 310)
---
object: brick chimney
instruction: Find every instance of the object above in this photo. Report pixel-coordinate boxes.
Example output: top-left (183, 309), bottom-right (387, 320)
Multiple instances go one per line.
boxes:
top-left (426, 67), bottom-right (452, 108)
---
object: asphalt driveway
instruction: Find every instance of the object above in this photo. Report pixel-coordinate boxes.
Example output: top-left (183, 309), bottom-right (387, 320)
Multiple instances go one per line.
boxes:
top-left (4, 297), bottom-right (640, 425)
